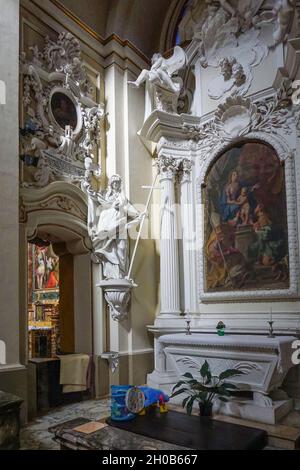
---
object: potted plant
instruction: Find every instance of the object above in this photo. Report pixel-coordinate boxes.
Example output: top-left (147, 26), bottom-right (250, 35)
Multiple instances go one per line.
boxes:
top-left (171, 360), bottom-right (245, 417)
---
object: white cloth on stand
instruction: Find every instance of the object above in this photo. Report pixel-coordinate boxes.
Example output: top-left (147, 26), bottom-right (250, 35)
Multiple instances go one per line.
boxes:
top-left (58, 354), bottom-right (89, 393)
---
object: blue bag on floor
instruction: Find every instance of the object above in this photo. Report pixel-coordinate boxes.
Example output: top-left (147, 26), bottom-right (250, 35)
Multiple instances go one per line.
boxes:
top-left (110, 385), bottom-right (136, 421)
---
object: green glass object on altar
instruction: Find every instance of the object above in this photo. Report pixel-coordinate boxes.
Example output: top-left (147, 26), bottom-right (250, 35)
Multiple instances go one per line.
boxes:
top-left (216, 321), bottom-right (226, 336)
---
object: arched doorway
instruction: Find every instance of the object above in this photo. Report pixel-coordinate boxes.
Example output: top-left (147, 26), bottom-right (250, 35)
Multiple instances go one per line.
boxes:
top-left (19, 182), bottom-right (104, 418)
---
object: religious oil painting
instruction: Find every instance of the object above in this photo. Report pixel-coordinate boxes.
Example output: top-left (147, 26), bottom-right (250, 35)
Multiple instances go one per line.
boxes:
top-left (28, 244), bottom-right (59, 301)
top-left (50, 91), bottom-right (78, 131)
top-left (204, 142), bottom-right (289, 293)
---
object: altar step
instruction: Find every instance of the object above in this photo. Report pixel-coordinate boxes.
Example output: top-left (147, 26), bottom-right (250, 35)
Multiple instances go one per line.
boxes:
top-left (213, 415), bottom-right (300, 450)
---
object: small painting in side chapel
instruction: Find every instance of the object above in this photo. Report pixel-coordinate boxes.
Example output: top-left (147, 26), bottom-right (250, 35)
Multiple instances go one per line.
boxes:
top-left (204, 142), bottom-right (289, 293)
top-left (50, 91), bottom-right (78, 131)
top-left (33, 245), bottom-right (59, 291)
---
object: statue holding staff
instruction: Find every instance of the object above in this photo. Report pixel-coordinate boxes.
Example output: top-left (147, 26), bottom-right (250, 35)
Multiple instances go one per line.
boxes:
top-left (82, 158), bottom-right (143, 280)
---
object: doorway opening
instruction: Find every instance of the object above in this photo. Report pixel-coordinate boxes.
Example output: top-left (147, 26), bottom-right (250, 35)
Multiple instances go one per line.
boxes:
top-left (27, 241), bottom-right (60, 359)
top-left (26, 237), bottom-right (92, 418)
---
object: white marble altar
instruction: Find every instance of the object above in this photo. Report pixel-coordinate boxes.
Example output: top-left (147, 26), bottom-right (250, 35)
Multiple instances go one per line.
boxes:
top-left (148, 333), bottom-right (297, 424)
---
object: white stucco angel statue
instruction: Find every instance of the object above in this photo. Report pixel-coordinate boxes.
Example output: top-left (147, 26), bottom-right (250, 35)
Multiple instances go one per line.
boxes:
top-left (128, 46), bottom-right (186, 93)
top-left (82, 158), bottom-right (143, 279)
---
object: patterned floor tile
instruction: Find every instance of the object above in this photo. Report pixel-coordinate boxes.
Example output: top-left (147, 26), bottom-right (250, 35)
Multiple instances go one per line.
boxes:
top-left (20, 398), bottom-right (110, 450)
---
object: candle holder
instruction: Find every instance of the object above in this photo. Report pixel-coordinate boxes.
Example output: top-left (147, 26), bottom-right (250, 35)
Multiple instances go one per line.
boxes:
top-left (267, 320), bottom-right (276, 338)
top-left (185, 318), bottom-right (191, 335)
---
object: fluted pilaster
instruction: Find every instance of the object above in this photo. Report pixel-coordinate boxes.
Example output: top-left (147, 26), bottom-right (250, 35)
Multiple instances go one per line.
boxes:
top-left (179, 158), bottom-right (198, 313)
top-left (157, 155), bottom-right (181, 315)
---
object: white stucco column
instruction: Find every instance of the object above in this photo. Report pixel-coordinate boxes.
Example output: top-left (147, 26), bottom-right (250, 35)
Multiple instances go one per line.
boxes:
top-left (158, 155), bottom-right (181, 316)
top-left (179, 158), bottom-right (198, 313)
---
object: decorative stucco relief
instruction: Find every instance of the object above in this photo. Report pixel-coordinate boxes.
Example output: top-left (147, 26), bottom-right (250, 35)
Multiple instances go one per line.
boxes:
top-left (179, 1), bottom-right (297, 101)
top-left (20, 32), bottom-right (105, 188)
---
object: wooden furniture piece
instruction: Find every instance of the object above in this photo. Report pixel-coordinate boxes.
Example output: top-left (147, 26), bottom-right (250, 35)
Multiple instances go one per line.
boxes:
top-left (0, 391), bottom-right (23, 450)
top-left (29, 358), bottom-right (90, 414)
top-left (49, 409), bottom-right (268, 450)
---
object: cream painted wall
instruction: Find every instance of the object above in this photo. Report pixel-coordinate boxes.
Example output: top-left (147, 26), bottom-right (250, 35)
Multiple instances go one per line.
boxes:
top-left (104, 62), bottom-right (158, 360)
top-left (105, 0), bottom-right (172, 57)
top-left (73, 254), bottom-right (93, 354)
top-left (56, 0), bottom-right (173, 58)
top-left (59, 0), bottom-right (109, 37)
top-left (124, 74), bottom-right (158, 352)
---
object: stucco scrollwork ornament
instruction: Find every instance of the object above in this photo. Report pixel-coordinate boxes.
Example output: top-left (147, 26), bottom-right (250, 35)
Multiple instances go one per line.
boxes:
top-left (128, 46), bottom-right (186, 113)
top-left (183, 88), bottom-right (293, 157)
top-left (181, 0), bottom-right (297, 48)
top-left (208, 56), bottom-right (248, 100)
top-left (20, 32), bottom-right (105, 188)
top-left (42, 32), bottom-right (92, 92)
top-left (179, 1), bottom-right (297, 101)
top-left (196, 6), bottom-right (267, 100)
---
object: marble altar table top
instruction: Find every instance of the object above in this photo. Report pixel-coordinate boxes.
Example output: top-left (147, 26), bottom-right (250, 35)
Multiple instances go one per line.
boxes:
top-left (159, 333), bottom-right (296, 349)
top-left (159, 334), bottom-right (297, 372)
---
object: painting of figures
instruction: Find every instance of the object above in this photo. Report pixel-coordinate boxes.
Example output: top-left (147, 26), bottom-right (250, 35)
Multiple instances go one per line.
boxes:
top-left (34, 245), bottom-right (59, 290)
top-left (204, 142), bottom-right (289, 293)
top-left (50, 91), bottom-right (78, 131)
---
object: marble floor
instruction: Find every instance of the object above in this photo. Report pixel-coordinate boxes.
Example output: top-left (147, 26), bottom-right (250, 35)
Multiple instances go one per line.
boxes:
top-left (20, 398), bottom-right (111, 450)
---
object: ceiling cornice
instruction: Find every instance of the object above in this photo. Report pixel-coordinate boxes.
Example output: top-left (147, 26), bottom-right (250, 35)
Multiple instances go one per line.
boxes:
top-left (22, 0), bottom-right (150, 70)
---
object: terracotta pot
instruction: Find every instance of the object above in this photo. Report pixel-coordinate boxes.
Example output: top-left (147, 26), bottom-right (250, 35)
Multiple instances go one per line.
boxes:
top-left (199, 403), bottom-right (213, 417)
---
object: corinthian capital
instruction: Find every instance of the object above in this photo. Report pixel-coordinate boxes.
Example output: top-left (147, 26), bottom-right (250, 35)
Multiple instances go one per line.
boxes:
top-left (157, 155), bottom-right (180, 181)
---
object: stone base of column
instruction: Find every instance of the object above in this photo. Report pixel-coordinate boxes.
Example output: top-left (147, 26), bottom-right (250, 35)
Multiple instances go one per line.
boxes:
top-left (159, 310), bottom-right (182, 317)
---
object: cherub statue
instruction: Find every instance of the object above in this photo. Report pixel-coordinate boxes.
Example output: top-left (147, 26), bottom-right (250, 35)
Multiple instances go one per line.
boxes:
top-left (271, 0), bottom-right (295, 45)
top-left (128, 46), bottom-right (186, 93)
top-left (242, 0), bottom-right (296, 45)
top-left (82, 158), bottom-right (143, 279)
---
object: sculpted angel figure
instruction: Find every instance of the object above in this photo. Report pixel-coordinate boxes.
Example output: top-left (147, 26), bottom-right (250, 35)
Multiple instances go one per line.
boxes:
top-left (128, 46), bottom-right (186, 93)
top-left (82, 160), bottom-right (143, 279)
top-left (252, 0), bottom-right (296, 45)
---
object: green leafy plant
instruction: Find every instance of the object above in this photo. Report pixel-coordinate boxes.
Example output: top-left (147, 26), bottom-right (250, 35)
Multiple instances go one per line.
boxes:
top-left (171, 360), bottom-right (245, 415)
